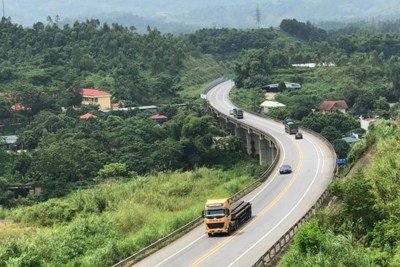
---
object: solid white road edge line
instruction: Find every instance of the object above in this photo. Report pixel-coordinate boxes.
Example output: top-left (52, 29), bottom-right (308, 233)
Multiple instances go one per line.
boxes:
top-left (227, 138), bottom-right (324, 267)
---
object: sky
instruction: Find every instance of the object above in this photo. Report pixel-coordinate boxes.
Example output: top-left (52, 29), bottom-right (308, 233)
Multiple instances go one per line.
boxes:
top-left (2, 0), bottom-right (400, 30)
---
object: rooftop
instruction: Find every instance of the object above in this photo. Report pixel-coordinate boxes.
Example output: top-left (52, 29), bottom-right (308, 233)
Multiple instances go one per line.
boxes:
top-left (0, 135), bottom-right (18, 144)
top-left (80, 113), bottom-right (97, 119)
top-left (319, 100), bottom-right (348, 111)
top-left (81, 88), bottom-right (111, 97)
top-left (260, 100), bottom-right (286, 108)
top-left (151, 114), bottom-right (168, 120)
top-left (264, 81), bottom-right (301, 90)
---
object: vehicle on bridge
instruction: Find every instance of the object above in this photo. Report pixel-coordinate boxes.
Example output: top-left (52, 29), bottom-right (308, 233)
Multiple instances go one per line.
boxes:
top-left (232, 108), bottom-right (244, 119)
top-left (295, 132), bottom-right (303, 139)
top-left (202, 198), bottom-right (252, 236)
top-left (284, 118), bottom-right (298, 134)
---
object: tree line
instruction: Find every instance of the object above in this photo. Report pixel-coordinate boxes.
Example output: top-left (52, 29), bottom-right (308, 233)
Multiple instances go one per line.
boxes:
top-left (0, 105), bottom-right (246, 205)
top-left (0, 16), bottom-right (225, 121)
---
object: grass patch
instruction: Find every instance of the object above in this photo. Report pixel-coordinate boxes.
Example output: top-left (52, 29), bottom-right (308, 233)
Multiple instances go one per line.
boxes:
top-left (0, 163), bottom-right (261, 267)
top-left (179, 55), bottom-right (228, 99)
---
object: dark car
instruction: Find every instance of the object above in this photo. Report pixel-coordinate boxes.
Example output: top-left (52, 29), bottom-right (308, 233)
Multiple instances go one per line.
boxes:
top-left (295, 132), bottom-right (303, 139)
top-left (232, 108), bottom-right (244, 119)
top-left (279, 164), bottom-right (292, 174)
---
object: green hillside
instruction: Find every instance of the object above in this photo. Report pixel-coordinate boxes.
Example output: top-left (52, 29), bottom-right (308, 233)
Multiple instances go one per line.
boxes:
top-left (280, 120), bottom-right (400, 266)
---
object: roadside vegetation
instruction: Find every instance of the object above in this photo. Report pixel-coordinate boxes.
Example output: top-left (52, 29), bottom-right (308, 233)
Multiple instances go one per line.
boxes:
top-left (2, 14), bottom-right (400, 267)
top-left (280, 120), bottom-right (400, 266)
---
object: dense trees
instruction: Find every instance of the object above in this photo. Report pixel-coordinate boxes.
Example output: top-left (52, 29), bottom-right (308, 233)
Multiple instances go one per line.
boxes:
top-left (0, 106), bottom-right (242, 201)
top-left (301, 112), bottom-right (359, 136)
top-left (0, 17), bottom-right (231, 202)
top-left (188, 28), bottom-right (277, 61)
top-left (0, 17), bottom-right (224, 121)
top-left (280, 19), bottom-right (327, 42)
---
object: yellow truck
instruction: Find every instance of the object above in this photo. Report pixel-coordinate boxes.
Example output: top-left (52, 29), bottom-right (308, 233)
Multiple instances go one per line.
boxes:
top-left (202, 198), bottom-right (252, 237)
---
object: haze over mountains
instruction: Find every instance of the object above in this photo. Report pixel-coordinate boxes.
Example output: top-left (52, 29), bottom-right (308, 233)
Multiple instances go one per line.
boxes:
top-left (4, 0), bottom-right (400, 33)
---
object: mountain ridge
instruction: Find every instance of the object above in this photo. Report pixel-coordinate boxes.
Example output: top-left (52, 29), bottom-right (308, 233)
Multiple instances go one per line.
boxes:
top-left (4, 0), bottom-right (400, 33)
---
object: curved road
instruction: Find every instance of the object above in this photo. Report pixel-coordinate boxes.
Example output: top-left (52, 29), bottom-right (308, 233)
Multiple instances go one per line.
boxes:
top-left (135, 80), bottom-right (336, 267)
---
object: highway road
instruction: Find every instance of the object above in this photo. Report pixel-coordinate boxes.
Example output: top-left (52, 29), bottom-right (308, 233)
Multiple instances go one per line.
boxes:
top-left (135, 80), bottom-right (336, 267)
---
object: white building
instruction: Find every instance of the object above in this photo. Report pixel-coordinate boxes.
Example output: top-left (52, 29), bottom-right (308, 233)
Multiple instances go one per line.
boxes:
top-left (260, 100), bottom-right (286, 113)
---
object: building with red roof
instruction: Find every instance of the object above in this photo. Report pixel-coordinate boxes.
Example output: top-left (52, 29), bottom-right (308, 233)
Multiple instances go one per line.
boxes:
top-left (80, 88), bottom-right (112, 110)
top-left (79, 113), bottom-right (97, 120)
top-left (10, 104), bottom-right (31, 112)
top-left (319, 100), bottom-right (348, 114)
top-left (150, 114), bottom-right (168, 124)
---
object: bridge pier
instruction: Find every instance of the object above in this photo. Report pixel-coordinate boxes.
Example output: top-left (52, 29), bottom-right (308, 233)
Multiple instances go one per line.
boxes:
top-left (213, 111), bottom-right (278, 166)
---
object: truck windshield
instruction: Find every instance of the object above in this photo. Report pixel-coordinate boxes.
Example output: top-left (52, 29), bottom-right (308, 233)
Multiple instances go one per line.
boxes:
top-left (205, 209), bottom-right (226, 218)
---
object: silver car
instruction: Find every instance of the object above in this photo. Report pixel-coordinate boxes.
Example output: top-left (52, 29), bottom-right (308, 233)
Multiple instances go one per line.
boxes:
top-left (279, 164), bottom-right (292, 174)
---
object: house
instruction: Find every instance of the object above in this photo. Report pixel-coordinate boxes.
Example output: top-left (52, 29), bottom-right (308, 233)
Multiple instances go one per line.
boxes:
top-left (292, 62), bottom-right (336, 68)
top-left (150, 114), bottom-right (168, 124)
top-left (1, 135), bottom-right (19, 150)
top-left (263, 81), bottom-right (301, 91)
top-left (10, 104), bottom-right (31, 112)
top-left (260, 100), bottom-right (286, 113)
top-left (80, 88), bottom-right (112, 110)
top-left (79, 113), bottom-right (97, 120)
top-left (319, 100), bottom-right (348, 114)
top-left (342, 133), bottom-right (362, 145)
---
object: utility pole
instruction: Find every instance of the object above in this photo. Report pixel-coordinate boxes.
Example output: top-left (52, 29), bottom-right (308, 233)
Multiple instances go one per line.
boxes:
top-left (256, 3), bottom-right (261, 29)
top-left (2, 0), bottom-right (5, 18)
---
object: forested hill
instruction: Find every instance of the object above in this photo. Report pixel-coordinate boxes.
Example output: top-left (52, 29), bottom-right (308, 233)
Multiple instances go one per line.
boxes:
top-left (0, 17), bottom-right (234, 201)
top-left (0, 17), bottom-right (225, 114)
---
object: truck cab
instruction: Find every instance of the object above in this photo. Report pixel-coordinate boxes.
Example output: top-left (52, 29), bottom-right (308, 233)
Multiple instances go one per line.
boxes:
top-left (203, 198), bottom-right (232, 236)
top-left (203, 198), bottom-right (251, 236)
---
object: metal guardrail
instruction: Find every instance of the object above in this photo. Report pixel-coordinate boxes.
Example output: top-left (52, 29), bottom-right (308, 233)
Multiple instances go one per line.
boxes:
top-left (252, 190), bottom-right (330, 267)
top-left (200, 76), bottom-right (226, 99)
top-left (111, 216), bottom-right (203, 267)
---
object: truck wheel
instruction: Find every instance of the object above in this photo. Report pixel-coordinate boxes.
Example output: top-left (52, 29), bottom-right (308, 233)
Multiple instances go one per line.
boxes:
top-left (234, 221), bottom-right (239, 231)
top-left (208, 233), bottom-right (213, 237)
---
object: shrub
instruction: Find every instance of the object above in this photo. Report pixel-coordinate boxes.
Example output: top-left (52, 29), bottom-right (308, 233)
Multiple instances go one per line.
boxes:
top-left (97, 163), bottom-right (128, 180)
top-left (294, 220), bottom-right (326, 254)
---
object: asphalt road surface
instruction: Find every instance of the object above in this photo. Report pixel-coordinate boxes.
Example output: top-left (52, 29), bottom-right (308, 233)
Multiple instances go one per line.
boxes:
top-left (135, 80), bottom-right (336, 267)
